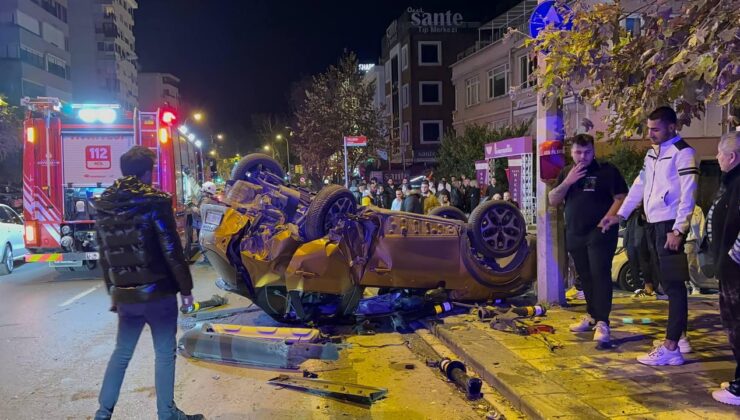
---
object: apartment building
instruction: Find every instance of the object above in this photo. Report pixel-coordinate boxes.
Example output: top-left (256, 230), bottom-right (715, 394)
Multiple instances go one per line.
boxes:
top-left (68, 0), bottom-right (138, 111)
top-left (0, 0), bottom-right (72, 103)
top-left (381, 8), bottom-right (478, 171)
top-left (138, 72), bottom-right (180, 112)
top-left (451, 0), bottom-right (729, 156)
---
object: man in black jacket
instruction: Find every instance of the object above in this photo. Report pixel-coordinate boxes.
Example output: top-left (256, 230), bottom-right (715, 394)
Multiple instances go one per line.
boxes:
top-left (94, 146), bottom-right (203, 420)
top-left (708, 132), bottom-right (740, 405)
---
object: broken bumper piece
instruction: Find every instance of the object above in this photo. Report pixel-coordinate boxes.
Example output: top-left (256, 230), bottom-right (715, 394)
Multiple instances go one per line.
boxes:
top-left (268, 374), bottom-right (388, 405)
top-left (177, 323), bottom-right (342, 369)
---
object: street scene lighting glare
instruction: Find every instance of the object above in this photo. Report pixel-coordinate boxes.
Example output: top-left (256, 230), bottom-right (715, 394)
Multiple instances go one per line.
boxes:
top-left (193, 112), bottom-right (203, 122)
top-left (178, 125), bottom-right (188, 134)
top-left (263, 145), bottom-right (270, 151)
top-left (194, 140), bottom-right (202, 148)
top-left (209, 150), bottom-right (216, 156)
top-left (216, 134), bottom-right (224, 140)
top-left (187, 133), bottom-right (195, 141)
top-left (276, 134), bottom-right (283, 140)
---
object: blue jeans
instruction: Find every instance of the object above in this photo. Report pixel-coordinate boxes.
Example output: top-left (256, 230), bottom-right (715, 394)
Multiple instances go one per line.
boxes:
top-left (95, 295), bottom-right (179, 420)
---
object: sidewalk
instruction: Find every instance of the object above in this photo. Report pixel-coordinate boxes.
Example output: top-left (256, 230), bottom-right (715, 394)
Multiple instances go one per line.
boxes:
top-left (429, 293), bottom-right (740, 419)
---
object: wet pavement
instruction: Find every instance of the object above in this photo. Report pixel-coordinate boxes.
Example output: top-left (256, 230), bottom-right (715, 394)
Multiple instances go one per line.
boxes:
top-left (429, 291), bottom-right (740, 419)
top-left (0, 261), bottom-right (499, 419)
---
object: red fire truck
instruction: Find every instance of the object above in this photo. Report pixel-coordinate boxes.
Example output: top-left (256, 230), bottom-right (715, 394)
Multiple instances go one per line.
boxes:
top-left (21, 97), bottom-right (202, 271)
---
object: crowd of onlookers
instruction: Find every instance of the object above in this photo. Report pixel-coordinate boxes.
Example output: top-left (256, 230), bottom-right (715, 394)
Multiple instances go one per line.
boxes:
top-left (349, 174), bottom-right (519, 215)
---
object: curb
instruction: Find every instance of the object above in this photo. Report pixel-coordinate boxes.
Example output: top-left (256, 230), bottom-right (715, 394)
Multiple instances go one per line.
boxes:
top-left (426, 321), bottom-right (607, 420)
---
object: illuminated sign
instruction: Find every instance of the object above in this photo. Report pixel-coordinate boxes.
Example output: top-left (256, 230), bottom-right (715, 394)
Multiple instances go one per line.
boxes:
top-left (409, 8), bottom-right (463, 33)
top-left (358, 63), bottom-right (375, 72)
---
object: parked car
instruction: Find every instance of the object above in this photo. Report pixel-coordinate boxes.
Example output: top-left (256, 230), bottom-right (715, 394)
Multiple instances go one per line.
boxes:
top-left (0, 204), bottom-right (25, 275)
top-left (200, 154), bottom-right (537, 324)
top-left (610, 229), bottom-right (718, 292)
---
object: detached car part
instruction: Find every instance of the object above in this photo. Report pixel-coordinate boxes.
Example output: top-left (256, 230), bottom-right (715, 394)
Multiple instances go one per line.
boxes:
top-left (268, 374), bottom-right (388, 405)
top-left (178, 323), bottom-right (340, 369)
top-left (199, 154), bottom-right (536, 324)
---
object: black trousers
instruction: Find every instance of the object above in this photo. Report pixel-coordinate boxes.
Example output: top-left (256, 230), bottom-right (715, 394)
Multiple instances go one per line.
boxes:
top-left (645, 220), bottom-right (689, 341)
top-left (718, 258), bottom-right (740, 379)
top-left (567, 226), bottom-right (619, 325)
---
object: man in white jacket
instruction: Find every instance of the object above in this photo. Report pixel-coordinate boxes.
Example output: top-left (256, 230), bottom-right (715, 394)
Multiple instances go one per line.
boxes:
top-left (601, 106), bottom-right (698, 366)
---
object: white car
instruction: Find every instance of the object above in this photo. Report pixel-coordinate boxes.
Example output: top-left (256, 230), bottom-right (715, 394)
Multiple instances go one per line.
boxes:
top-left (0, 204), bottom-right (25, 275)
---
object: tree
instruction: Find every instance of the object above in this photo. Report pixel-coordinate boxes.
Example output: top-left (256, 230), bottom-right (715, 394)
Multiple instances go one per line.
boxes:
top-left (523, 0), bottom-right (740, 139)
top-left (292, 51), bottom-right (386, 179)
top-left (0, 96), bottom-right (22, 161)
top-left (437, 120), bottom-right (532, 187)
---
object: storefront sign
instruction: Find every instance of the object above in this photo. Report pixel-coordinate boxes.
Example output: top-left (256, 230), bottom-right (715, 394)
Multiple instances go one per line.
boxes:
top-left (409, 8), bottom-right (464, 33)
top-left (484, 137), bottom-right (532, 159)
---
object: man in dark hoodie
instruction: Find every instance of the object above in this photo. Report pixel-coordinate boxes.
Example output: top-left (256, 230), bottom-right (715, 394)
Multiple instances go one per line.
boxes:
top-left (708, 132), bottom-right (740, 405)
top-left (402, 188), bottom-right (423, 214)
top-left (94, 146), bottom-right (203, 420)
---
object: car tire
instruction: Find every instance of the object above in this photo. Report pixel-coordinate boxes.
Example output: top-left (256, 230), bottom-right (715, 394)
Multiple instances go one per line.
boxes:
top-left (0, 244), bottom-right (13, 275)
top-left (304, 185), bottom-right (357, 241)
top-left (429, 206), bottom-right (468, 222)
top-left (617, 264), bottom-right (642, 292)
top-left (469, 200), bottom-right (526, 258)
top-left (231, 153), bottom-right (285, 182)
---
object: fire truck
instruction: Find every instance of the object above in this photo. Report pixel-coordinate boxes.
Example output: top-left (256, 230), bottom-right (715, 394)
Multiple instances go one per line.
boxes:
top-left (21, 97), bottom-right (202, 271)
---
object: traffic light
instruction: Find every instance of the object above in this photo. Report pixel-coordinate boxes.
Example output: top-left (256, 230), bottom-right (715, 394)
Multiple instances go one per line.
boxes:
top-left (158, 106), bottom-right (177, 126)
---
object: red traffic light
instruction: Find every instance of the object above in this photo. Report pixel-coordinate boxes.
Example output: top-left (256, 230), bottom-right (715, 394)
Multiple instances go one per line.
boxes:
top-left (158, 107), bottom-right (177, 126)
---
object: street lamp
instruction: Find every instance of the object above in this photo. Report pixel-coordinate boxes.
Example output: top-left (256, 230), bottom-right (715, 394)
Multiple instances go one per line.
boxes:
top-left (193, 112), bottom-right (203, 122)
top-left (276, 133), bottom-right (290, 174)
top-left (216, 133), bottom-right (224, 140)
top-left (263, 144), bottom-right (275, 158)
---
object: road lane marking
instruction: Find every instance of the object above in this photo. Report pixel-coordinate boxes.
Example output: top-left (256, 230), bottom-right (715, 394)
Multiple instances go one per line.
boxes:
top-left (59, 285), bottom-right (100, 307)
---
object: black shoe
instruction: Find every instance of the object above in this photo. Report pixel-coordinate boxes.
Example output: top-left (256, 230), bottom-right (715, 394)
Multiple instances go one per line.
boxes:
top-left (175, 409), bottom-right (205, 420)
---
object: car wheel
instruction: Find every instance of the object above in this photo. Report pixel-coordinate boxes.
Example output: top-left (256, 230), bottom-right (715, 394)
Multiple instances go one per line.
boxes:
top-left (255, 286), bottom-right (301, 324)
top-left (468, 200), bottom-right (526, 258)
top-left (0, 244), bottom-right (13, 275)
top-left (618, 264), bottom-right (642, 292)
top-left (231, 153), bottom-right (285, 182)
top-left (429, 206), bottom-right (468, 222)
top-left (304, 185), bottom-right (357, 241)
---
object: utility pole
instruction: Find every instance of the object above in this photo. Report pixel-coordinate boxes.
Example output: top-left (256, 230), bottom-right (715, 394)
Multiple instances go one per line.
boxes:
top-left (535, 0), bottom-right (567, 305)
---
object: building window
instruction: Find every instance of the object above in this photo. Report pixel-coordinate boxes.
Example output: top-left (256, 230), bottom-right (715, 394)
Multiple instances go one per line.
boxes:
top-left (419, 81), bottom-right (442, 105)
top-left (16, 10), bottom-right (41, 35)
top-left (20, 45), bottom-right (45, 69)
top-left (418, 41), bottom-right (441, 66)
top-left (22, 79), bottom-right (45, 98)
top-left (465, 76), bottom-right (480, 107)
top-left (519, 55), bottom-right (536, 88)
top-left (401, 44), bottom-right (409, 70)
top-left (402, 122), bottom-right (410, 145)
top-left (420, 120), bottom-right (443, 143)
top-left (385, 94), bottom-right (392, 115)
top-left (488, 65), bottom-right (508, 99)
top-left (385, 60), bottom-right (392, 81)
top-left (402, 84), bottom-right (409, 108)
top-left (625, 16), bottom-right (641, 37)
top-left (46, 54), bottom-right (67, 78)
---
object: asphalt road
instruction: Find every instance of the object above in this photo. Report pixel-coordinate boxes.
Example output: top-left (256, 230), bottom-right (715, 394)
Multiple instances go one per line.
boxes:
top-left (0, 262), bottom-right (495, 420)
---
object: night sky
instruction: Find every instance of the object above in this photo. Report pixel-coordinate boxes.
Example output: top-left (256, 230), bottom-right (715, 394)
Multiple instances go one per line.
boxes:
top-left (135, 0), bottom-right (521, 147)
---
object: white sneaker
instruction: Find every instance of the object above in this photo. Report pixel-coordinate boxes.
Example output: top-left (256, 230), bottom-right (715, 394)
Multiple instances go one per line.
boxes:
top-left (655, 293), bottom-right (669, 301)
top-left (712, 388), bottom-right (740, 405)
top-left (569, 315), bottom-right (595, 332)
top-left (593, 321), bottom-right (610, 342)
top-left (636, 344), bottom-right (684, 366)
top-left (652, 336), bottom-right (692, 353)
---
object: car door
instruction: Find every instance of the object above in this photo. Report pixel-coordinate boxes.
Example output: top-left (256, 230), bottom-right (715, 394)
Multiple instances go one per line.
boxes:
top-left (0, 206), bottom-right (11, 255)
top-left (0, 206), bottom-right (24, 258)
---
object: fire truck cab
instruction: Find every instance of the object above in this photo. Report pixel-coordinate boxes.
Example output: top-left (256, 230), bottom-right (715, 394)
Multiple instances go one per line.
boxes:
top-left (22, 97), bottom-right (202, 271)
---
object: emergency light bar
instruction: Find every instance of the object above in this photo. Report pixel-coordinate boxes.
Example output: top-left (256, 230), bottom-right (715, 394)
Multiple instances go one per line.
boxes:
top-left (70, 103), bottom-right (120, 124)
